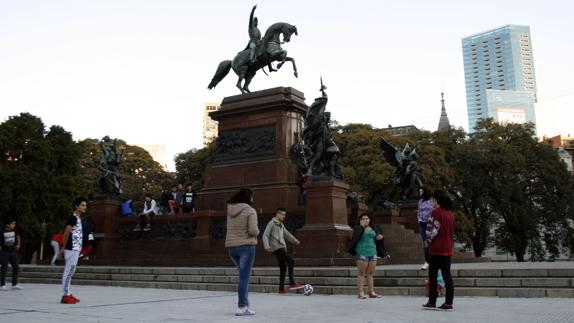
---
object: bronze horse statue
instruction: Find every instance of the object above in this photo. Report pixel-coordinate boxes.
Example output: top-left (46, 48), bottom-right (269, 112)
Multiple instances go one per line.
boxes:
top-left (208, 22), bottom-right (298, 94)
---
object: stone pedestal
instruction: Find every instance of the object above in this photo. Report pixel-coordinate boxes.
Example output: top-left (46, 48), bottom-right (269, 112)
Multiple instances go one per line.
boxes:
top-left (88, 198), bottom-right (121, 259)
top-left (294, 179), bottom-right (352, 257)
top-left (398, 201), bottom-right (419, 232)
top-left (198, 87), bottom-right (307, 214)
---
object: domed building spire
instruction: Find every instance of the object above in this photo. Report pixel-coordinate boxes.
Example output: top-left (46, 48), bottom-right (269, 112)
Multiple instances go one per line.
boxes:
top-left (438, 92), bottom-right (451, 130)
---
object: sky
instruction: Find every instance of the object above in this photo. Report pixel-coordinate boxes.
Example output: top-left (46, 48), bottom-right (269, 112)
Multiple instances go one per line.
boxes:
top-left (1, 0), bottom-right (573, 170)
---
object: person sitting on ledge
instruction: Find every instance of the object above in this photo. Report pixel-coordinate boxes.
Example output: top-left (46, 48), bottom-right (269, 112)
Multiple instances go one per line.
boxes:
top-left (121, 198), bottom-right (135, 217)
top-left (133, 193), bottom-right (158, 232)
top-left (167, 185), bottom-right (182, 215)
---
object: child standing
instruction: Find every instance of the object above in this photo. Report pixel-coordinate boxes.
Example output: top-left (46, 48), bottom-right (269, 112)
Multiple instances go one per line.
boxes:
top-left (262, 208), bottom-right (302, 295)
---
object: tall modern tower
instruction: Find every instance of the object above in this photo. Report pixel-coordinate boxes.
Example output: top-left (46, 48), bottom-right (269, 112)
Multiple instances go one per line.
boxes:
top-left (462, 25), bottom-right (537, 132)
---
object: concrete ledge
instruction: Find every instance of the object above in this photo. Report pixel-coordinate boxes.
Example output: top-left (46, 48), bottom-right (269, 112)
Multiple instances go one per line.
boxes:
top-left (546, 289), bottom-right (574, 298)
top-left (497, 288), bottom-right (546, 298)
top-left (457, 269), bottom-right (502, 277)
top-left (502, 269), bottom-right (548, 277)
top-left (457, 287), bottom-right (497, 297)
top-left (521, 278), bottom-right (571, 287)
top-left (475, 278), bottom-right (521, 287)
top-left (547, 269), bottom-right (574, 277)
top-left (16, 265), bottom-right (574, 298)
top-left (453, 278), bottom-right (475, 287)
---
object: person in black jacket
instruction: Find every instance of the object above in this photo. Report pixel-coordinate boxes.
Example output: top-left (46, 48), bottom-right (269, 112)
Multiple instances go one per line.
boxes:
top-left (347, 213), bottom-right (387, 299)
top-left (0, 218), bottom-right (22, 290)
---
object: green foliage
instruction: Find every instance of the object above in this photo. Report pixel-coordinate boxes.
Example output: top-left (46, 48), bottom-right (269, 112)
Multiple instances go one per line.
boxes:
top-left (174, 141), bottom-right (217, 190)
top-left (332, 124), bottom-right (396, 207)
top-left (0, 113), bottom-right (80, 261)
top-left (331, 120), bottom-right (574, 260)
top-left (74, 138), bottom-right (174, 203)
top-left (470, 120), bottom-right (574, 261)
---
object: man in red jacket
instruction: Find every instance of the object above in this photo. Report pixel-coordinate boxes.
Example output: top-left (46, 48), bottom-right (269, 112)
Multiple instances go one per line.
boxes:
top-left (423, 190), bottom-right (455, 311)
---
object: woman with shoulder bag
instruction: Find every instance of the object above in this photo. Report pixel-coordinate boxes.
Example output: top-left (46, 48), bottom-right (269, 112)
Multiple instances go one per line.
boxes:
top-left (347, 213), bottom-right (386, 299)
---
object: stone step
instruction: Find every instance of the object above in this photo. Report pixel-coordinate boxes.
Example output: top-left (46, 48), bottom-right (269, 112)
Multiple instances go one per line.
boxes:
top-left (16, 265), bottom-right (574, 278)
top-left (19, 270), bottom-right (574, 288)
top-left (19, 277), bottom-right (574, 298)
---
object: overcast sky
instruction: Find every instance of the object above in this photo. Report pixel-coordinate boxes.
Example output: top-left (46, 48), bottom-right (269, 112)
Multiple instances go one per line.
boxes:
top-left (1, 0), bottom-right (573, 170)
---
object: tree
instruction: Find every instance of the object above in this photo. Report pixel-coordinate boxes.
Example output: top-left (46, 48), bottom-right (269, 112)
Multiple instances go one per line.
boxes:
top-left (332, 124), bottom-right (396, 207)
top-left (174, 141), bottom-right (217, 190)
top-left (74, 138), bottom-right (173, 203)
top-left (472, 120), bottom-right (574, 261)
top-left (0, 113), bottom-right (80, 261)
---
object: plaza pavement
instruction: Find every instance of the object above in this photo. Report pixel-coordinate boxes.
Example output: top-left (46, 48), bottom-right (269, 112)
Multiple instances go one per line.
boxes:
top-left (1, 283), bottom-right (573, 323)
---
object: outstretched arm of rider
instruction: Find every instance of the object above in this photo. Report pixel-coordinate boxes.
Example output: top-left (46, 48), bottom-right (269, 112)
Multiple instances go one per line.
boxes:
top-left (249, 5), bottom-right (257, 28)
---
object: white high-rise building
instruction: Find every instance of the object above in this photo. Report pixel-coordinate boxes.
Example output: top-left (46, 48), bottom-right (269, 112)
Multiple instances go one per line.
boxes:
top-left (203, 102), bottom-right (221, 146)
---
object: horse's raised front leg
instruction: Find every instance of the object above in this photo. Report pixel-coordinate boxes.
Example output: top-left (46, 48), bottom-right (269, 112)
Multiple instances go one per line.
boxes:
top-left (283, 56), bottom-right (298, 78)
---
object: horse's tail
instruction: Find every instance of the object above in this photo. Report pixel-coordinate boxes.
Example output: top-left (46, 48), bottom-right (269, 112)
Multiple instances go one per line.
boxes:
top-left (207, 60), bottom-right (232, 90)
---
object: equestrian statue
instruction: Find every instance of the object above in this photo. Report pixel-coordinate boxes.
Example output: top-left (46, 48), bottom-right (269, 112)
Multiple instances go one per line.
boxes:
top-left (207, 5), bottom-right (299, 94)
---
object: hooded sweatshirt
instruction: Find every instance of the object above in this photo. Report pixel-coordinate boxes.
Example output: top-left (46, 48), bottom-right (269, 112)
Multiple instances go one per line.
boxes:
top-left (225, 203), bottom-right (259, 248)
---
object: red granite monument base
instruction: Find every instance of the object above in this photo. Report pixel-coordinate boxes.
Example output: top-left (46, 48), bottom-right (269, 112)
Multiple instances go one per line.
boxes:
top-left (294, 179), bottom-right (353, 258)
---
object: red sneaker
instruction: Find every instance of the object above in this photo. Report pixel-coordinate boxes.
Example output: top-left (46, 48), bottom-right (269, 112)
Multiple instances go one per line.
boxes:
top-left (288, 284), bottom-right (303, 290)
top-left (70, 295), bottom-right (80, 303)
top-left (278, 291), bottom-right (289, 296)
top-left (61, 296), bottom-right (77, 304)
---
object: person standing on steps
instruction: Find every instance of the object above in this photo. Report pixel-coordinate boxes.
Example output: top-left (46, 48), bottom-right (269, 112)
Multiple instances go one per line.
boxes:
top-left (422, 190), bottom-right (455, 311)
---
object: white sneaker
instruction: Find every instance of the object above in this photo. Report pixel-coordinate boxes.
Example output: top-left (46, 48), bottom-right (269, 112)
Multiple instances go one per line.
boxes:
top-left (421, 262), bottom-right (429, 270)
top-left (12, 285), bottom-right (23, 290)
top-left (235, 307), bottom-right (256, 316)
top-left (0, 286), bottom-right (8, 291)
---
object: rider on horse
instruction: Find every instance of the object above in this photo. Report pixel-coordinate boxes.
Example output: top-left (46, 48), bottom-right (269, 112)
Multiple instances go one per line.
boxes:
top-left (248, 5), bottom-right (261, 63)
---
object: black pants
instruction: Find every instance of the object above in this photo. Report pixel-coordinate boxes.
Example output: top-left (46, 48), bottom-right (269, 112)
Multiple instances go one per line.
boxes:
top-left (0, 251), bottom-right (19, 286)
top-left (139, 213), bottom-right (152, 226)
top-left (273, 248), bottom-right (295, 292)
top-left (428, 255), bottom-right (454, 305)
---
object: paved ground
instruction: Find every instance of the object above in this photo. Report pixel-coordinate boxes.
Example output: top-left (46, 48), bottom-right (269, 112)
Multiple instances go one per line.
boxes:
top-left (1, 284), bottom-right (573, 323)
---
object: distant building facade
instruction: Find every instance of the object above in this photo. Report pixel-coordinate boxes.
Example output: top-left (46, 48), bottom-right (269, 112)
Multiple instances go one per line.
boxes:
top-left (382, 125), bottom-right (418, 137)
top-left (548, 135), bottom-right (574, 173)
top-left (462, 25), bottom-right (537, 132)
top-left (203, 102), bottom-right (221, 146)
top-left (136, 144), bottom-right (168, 169)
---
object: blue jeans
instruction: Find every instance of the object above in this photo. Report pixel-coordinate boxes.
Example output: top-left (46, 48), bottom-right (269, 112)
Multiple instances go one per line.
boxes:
top-left (419, 221), bottom-right (429, 263)
top-left (228, 245), bottom-right (256, 308)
